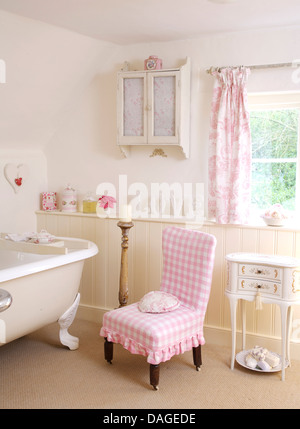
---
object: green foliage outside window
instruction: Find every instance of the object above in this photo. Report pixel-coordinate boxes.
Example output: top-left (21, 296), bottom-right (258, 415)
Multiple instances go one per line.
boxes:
top-left (250, 109), bottom-right (299, 211)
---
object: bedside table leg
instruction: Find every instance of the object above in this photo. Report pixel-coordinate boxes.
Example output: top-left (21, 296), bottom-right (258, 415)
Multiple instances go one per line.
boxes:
top-left (287, 306), bottom-right (293, 366)
top-left (280, 304), bottom-right (289, 381)
top-left (229, 297), bottom-right (238, 370)
top-left (242, 300), bottom-right (246, 350)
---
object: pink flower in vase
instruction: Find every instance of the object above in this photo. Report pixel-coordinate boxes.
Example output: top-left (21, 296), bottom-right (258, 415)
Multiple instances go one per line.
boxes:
top-left (98, 195), bottom-right (116, 210)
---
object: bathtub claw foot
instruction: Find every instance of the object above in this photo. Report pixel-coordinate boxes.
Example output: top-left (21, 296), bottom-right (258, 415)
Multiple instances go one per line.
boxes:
top-left (59, 328), bottom-right (79, 350)
top-left (58, 293), bottom-right (80, 350)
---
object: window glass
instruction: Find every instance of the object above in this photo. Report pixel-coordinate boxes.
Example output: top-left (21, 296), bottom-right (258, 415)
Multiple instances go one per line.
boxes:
top-left (250, 108), bottom-right (299, 212)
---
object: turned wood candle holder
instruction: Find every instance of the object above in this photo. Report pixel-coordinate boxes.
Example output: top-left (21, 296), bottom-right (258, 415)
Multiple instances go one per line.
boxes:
top-left (117, 221), bottom-right (134, 307)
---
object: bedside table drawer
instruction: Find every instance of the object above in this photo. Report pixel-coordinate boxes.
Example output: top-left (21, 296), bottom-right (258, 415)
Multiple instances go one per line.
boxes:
top-left (239, 264), bottom-right (280, 281)
top-left (238, 278), bottom-right (281, 296)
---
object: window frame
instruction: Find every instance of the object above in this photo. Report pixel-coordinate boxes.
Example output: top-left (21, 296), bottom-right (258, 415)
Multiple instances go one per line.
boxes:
top-left (248, 91), bottom-right (300, 216)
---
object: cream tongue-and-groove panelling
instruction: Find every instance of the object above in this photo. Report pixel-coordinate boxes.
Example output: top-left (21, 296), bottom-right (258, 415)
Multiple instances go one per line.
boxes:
top-left (36, 211), bottom-right (300, 360)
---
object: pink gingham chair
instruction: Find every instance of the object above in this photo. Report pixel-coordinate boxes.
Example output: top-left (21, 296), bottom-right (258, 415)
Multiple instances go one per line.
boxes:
top-left (100, 226), bottom-right (217, 390)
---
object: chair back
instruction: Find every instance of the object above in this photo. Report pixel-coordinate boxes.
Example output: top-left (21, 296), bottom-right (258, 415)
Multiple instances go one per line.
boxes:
top-left (160, 227), bottom-right (216, 312)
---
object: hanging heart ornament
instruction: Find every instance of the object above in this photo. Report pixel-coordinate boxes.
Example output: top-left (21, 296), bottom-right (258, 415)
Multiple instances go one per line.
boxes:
top-left (15, 177), bottom-right (22, 186)
top-left (4, 163), bottom-right (29, 193)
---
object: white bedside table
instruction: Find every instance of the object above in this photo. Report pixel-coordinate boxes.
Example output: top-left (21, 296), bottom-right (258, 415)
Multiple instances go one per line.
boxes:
top-left (225, 252), bottom-right (300, 380)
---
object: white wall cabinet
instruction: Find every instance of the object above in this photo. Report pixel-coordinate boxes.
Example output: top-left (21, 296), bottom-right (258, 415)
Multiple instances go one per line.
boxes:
top-left (117, 58), bottom-right (191, 157)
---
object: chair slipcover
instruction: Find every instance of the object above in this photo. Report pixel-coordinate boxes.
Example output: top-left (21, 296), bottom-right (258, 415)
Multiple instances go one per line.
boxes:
top-left (100, 226), bottom-right (216, 365)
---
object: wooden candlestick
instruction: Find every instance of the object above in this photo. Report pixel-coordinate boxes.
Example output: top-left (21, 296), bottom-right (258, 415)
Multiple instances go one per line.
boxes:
top-left (117, 221), bottom-right (134, 307)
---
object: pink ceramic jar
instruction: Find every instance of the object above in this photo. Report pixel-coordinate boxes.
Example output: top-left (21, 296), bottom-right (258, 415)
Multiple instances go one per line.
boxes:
top-left (61, 184), bottom-right (77, 212)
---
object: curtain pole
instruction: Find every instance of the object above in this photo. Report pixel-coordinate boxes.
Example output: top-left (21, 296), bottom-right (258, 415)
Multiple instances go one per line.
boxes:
top-left (206, 61), bottom-right (300, 75)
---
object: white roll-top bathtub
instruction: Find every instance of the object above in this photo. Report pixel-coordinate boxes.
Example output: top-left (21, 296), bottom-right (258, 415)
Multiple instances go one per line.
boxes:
top-left (0, 236), bottom-right (98, 350)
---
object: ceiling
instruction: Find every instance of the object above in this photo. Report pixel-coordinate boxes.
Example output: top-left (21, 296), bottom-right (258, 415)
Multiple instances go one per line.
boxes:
top-left (0, 0), bottom-right (299, 45)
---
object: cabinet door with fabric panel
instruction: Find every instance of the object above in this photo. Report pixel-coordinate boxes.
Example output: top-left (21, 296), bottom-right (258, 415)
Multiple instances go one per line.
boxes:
top-left (117, 58), bottom-right (190, 157)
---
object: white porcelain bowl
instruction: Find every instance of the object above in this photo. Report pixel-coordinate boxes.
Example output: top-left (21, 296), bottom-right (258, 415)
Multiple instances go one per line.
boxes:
top-left (262, 216), bottom-right (285, 227)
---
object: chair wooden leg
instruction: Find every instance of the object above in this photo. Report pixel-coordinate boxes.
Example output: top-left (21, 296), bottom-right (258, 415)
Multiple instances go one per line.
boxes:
top-left (193, 345), bottom-right (202, 371)
top-left (104, 338), bottom-right (113, 364)
top-left (150, 364), bottom-right (160, 390)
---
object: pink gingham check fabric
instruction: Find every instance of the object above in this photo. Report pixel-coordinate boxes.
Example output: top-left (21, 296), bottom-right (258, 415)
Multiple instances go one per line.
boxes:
top-left (100, 227), bottom-right (217, 365)
top-left (160, 226), bottom-right (216, 312)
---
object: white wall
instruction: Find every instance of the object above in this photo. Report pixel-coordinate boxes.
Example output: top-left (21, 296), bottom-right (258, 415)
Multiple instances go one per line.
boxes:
top-left (1, 8), bottom-right (300, 230)
top-left (0, 149), bottom-right (47, 231)
top-left (0, 10), bottom-right (118, 231)
top-left (1, 10), bottom-right (300, 353)
top-left (45, 27), bottom-right (300, 217)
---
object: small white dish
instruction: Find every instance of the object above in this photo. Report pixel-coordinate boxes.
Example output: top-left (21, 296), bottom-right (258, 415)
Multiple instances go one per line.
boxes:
top-left (262, 216), bottom-right (285, 227)
top-left (29, 230), bottom-right (55, 244)
top-left (36, 237), bottom-right (53, 244)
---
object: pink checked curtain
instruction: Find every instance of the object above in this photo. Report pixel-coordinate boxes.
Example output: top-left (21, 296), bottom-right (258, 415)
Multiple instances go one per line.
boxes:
top-left (208, 67), bottom-right (251, 224)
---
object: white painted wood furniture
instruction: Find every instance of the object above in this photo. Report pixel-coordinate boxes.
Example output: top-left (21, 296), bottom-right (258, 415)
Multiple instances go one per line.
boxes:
top-left (117, 58), bottom-right (191, 157)
top-left (226, 252), bottom-right (300, 380)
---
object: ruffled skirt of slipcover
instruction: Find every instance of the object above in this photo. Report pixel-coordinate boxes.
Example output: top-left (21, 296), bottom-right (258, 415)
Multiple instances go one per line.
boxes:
top-left (100, 303), bottom-right (205, 365)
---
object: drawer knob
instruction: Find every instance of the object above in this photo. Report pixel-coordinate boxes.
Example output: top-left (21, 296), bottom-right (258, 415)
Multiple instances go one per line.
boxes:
top-left (256, 269), bottom-right (262, 274)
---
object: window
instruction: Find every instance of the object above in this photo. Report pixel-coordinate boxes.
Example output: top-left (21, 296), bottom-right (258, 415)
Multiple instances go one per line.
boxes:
top-left (248, 92), bottom-right (300, 215)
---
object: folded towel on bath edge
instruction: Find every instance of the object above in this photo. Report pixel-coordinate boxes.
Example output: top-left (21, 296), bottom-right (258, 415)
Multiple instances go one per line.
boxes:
top-left (5, 233), bottom-right (36, 242)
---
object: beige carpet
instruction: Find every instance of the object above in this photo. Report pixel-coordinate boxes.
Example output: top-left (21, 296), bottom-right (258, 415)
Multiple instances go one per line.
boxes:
top-left (1, 318), bottom-right (300, 410)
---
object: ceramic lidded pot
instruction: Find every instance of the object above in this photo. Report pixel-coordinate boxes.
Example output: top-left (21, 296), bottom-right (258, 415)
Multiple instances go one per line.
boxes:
top-left (61, 184), bottom-right (77, 212)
